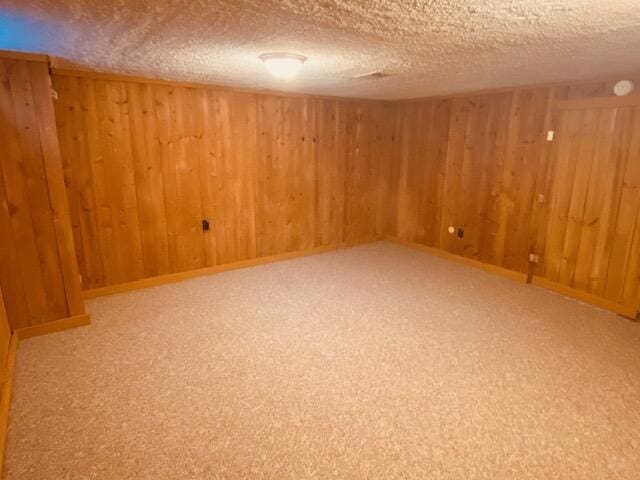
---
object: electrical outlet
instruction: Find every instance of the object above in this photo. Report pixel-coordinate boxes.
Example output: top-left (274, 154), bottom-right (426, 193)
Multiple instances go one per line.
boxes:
top-left (546, 130), bottom-right (555, 141)
top-left (529, 253), bottom-right (540, 263)
top-left (457, 228), bottom-right (464, 238)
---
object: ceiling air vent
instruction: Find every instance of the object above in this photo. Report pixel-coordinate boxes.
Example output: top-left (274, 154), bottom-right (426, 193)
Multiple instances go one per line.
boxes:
top-left (353, 71), bottom-right (392, 80)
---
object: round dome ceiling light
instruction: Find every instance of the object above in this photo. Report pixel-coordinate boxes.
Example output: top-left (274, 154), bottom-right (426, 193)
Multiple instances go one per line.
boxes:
top-left (613, 80), bottom-right (635, 97)
top-left (259, 53), bottom-right (307, 79)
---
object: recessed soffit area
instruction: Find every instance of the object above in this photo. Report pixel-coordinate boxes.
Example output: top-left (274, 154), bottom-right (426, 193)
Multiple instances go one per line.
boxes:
top-left (1, 0), bottom-right (640, 99)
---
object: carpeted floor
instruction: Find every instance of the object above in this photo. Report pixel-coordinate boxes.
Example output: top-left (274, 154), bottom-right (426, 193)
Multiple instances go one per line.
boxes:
top-left (4, 242), bottom-right (640, 479)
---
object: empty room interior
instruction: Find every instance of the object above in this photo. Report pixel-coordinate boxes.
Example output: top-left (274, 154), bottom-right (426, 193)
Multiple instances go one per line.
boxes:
top-left (1, 1), bottom-right (640, 478)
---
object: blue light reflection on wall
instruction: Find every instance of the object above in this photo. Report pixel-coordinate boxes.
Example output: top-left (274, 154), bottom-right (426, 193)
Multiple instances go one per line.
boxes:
top-left (0, 10), bottom-right (57, 53)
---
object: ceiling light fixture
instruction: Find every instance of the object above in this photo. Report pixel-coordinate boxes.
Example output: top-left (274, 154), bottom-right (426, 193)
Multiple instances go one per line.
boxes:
top-left (259, 53), bottom-right (307, 79)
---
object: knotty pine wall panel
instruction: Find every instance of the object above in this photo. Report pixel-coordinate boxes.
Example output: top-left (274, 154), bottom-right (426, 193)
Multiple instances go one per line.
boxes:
top-left (53, 72), bottom-right (395, 290)
top-left (0, 56), bottom-right (85, 329)
top-left (53, 67), bottom-right (640, 314)
top-left (534, 99), bottom-right (640, 314)
top-left (389, 79), bottom-right (640, 271)
top-left (388, 75), bottom-right (640, 316)
top-left (0, 290), bottom-right (10, 369)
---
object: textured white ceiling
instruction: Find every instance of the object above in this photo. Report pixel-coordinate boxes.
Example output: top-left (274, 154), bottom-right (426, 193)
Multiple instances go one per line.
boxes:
top-left (2, 0), bottom-right (640, 99)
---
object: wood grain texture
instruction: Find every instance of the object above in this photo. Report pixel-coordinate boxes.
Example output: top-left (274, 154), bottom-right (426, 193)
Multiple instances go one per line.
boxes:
top-left (14, 314), bottom-right (90, 340)
top-left (28, 63), bottom-right (640, 317)
top-left (53, 73), bottom-right (396, 289)
top-left (83, 243), bottom-right (341, 299)
top-left (389, 78), bottom-right (640, 316)
top-left (385, 236), bottom-right (528, 283)
top-left (535, 99), bottom-right (640, 314)
top-left (0, 291), bottom-right (10, 378)
top-left (0, 57), bottom-right (85, 330)
top-left (0, 332), bottom-right (17, 477)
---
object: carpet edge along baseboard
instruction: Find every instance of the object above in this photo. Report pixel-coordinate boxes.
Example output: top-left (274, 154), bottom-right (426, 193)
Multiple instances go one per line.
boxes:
top-left (0, 333), bottom-right (18, 477)
top-left (82, 241), bottom-right (378, 299)
top-left (14, 314), bottom-right (91, 341)
top-left (385, 235), bottom-right (638, 318)
top-left (384, 236), bottom-right (528, 283)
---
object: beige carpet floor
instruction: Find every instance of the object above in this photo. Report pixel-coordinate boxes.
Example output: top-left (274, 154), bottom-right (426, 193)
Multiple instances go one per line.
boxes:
top-left (4, 242), bottom-right (640, 479)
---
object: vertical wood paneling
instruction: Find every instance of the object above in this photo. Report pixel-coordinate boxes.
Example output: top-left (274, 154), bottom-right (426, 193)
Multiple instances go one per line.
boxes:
top-left (538, 103), bottom-right (640, 310)
top-left (500, 88), bottom-right (550, 272)
top-left (393, 100), bottom-right (451, 246)
top-left (390, 78), bottom-right (640, 316)
top-left (217, 91), bottom-right (258, 263)
top-left (342, 103), bottom-right (392, 245)
top-left (314, 100), bottom-right (346, 247)
top-left (1, 61), bottom-right (55, 324)
top-left (51, 68), bottom-right (640, 315)
top-left (255, 96), bottom-right (316, 256)
top-left (0, 56), bottom-right (85, 329)
top-left (0, 289), bottom-right (10, 367)
top-left (54, 73), bottom-right (394, 289)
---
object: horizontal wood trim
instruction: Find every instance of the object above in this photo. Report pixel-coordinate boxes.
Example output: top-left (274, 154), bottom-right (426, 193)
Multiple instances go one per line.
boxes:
top-left (0, 50), bottom-right (48, 63)
top-left (0, 333), bottom-right (18, 474)
top-left (554, 94), bottom-right (640, 111)
top-left (385, 236), bottom-right (528, 283)
top-left (83, 242), bottom-right (370, 299)
top-left (532, 276), bottom-right (638, 319)
top-left (51, 67), bottom-right (392, 104)
top-left (402, 72), bottom-right (640, 102)
top-left (15, 314), bottom-right (91, 340)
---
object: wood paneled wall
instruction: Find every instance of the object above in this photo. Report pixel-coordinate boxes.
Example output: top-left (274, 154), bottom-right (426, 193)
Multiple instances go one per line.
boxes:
top-left (53, 72), bottom-right (395, 290)
top-left (532, 95), bottom-right (640, 315)
top-left (389, 90), bottom-right (548, 273)
top-left (0, 57), bottom-right (621, 317)
top-left (388, 76), bottom-right (640, 316)
top-left (0, 55), bottom-right (85, 330)
top-left (0, 290), bottom-right (10, 370)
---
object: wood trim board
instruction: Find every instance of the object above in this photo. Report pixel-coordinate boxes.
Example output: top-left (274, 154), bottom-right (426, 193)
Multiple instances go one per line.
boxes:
top-left (14, 314), bottom-right (91, 340)
top-left (387, 236), bottom-right (638, 318)
top-left (401, 72), bottom-right (640, 102)
top-left (532, 276), bottom-right (638, 319)
top-left (385, 236), bottom-right (529, 283)
top-left (0, 334), bottom-right (18, 477)
top-left (83, 242), bottom-right (370, 299)
top-left (29, 62), bottom-right (87, 317)
top-left (0, 51), bottom-right (48, 63)
top-left (0, 55), bottom-right (87, 330)
top-left (51, 67), bottom-right (393, 104)
top-left (554, 94), bottom-right (640, 111)
top-left (0, 315), bottom-right (90, 475)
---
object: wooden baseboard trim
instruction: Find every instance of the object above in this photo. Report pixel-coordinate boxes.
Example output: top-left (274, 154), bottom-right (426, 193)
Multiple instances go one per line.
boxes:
top-left (15, 314), bottom-right (91, 341)
top-left (0, 315), bottom-right (89, 474)
top-left (0, 333), bottom-right (18, 475)
top-left (385, 236), bottom-right (528, 283)
top-left (531, 276), bottom-right (638, 319)
top-left (83, 241), bottom-right (377, 299)
top-left (386, 236), bottom-right (638, 317)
